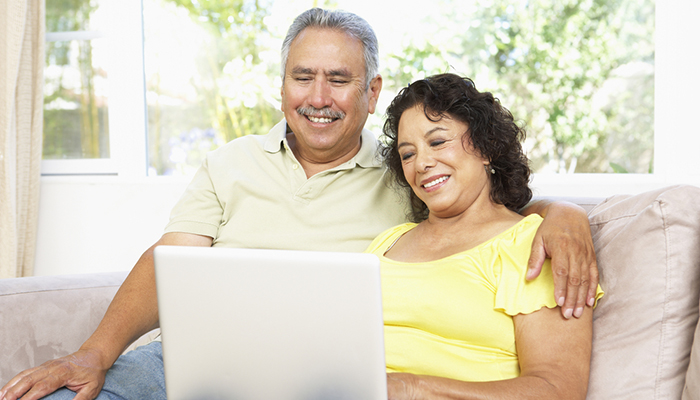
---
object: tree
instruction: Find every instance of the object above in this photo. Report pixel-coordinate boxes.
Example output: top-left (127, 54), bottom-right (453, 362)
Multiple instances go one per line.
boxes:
top-left (44, 0), bottom-right (108, 159)
top-left (146, 0), bottom-right (283, 175)
top-left (379, 0), bottom-right (654, 173)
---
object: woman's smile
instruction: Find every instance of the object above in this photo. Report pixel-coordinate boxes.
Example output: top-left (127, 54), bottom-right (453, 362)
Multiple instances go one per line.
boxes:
top-left (421, 175), bottom-right (450, 191)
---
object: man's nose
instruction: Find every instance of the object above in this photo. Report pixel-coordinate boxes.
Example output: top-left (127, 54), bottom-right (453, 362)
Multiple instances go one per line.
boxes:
top-left (308, 80), bottom-right (333, 109)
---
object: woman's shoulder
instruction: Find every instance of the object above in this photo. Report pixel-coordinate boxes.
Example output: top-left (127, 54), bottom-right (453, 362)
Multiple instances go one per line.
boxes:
top-left (364, 223), bottom-right (417, 255)
top-left (473, 213), bottom-right (543, 252)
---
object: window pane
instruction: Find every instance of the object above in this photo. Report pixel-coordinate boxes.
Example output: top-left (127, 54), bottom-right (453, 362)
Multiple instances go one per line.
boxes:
top-left (144, 0), bottom-right (654, 175)
top-left (44, 0), bottom-right (110, 160)
top-left (144, 0), bottom-right (282, 176)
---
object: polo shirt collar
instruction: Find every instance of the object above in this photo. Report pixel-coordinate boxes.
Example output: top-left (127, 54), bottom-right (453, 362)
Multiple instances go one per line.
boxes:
top-left (263, 119), bottom-right (383, 169)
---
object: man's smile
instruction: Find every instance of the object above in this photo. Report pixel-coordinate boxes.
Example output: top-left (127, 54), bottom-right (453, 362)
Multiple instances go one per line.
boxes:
top-left (297, 106), bottom-right (345, 125)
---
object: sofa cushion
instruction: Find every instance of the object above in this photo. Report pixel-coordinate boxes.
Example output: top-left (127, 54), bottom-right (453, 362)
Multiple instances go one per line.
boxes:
top-left (0, 272), bottom-right (127, 382)
top-left (683, 296), bottom-right (700, 400)
top-left (587, 185), bottom-right (700, 399)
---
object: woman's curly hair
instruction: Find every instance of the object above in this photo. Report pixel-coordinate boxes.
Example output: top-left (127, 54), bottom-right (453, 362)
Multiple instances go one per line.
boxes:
top-left (382, 73), bottom-right (532, 222)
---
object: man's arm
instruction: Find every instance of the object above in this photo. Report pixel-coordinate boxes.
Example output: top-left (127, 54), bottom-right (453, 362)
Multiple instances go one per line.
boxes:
top-left (0, 232), bottom-right (212, 400)
top-left (521, 200), bottom-right (599, 319)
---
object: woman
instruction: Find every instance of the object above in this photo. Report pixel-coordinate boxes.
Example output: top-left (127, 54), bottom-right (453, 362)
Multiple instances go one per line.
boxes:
top-left (366, 73), bottom-right (603, 399)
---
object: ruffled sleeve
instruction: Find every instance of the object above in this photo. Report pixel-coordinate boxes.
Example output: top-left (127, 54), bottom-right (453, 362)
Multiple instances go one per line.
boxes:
top-left (491, 216), bottom-right (559, 316)
top-left (491, 215), bottom-right (604, 315)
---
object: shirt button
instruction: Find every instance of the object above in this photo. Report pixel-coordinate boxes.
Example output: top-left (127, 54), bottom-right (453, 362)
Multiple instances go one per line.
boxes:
top-left (293, 164), bottom-right (299, 170)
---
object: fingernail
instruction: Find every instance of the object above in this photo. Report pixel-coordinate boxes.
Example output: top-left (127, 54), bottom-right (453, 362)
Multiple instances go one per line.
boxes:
top-left (587, 297), bottom-right (594, 307)
top-left (563, 308), bottom-right (573, 319)
top-left (574, 307), bottom-right (584, 318)
top-left (557, 297), bottom-right (565, 307)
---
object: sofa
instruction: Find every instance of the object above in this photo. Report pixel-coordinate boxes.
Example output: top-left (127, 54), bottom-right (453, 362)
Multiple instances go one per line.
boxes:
top-left (1, 185), bottom-right (700, 399)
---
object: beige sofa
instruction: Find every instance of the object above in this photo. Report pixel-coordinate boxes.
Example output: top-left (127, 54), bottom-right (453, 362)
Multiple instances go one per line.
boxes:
top-left (2, 185), bottom-right (700, 399)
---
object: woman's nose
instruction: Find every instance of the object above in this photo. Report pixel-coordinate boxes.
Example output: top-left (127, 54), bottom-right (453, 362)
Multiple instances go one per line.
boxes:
top-left (415, 151), bottom-right (435, 172)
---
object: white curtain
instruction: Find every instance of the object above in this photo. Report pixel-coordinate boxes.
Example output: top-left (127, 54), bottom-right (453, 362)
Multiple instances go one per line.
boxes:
top-left (0, 0), bottom-right (45, 278)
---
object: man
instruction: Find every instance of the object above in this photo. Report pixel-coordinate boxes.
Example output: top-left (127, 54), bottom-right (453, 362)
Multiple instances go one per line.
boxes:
top-left (1, 8), bottom-right (598, 400)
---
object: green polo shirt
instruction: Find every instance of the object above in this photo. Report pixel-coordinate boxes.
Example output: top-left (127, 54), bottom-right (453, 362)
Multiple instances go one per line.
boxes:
top-left (165, 120), bottom-right (410, 253)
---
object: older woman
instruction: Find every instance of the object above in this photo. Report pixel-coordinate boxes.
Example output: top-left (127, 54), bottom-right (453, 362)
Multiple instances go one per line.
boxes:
top-left (366, 73), bottom-right (603, 399)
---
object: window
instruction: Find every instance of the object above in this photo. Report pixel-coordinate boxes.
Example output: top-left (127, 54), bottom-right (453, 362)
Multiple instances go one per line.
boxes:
top-left (142, 0), bottom-right (654, 176)
top-left (43, 0), bottom-right (146, 176)
top-left (44, 0), bottom-right (700, 197)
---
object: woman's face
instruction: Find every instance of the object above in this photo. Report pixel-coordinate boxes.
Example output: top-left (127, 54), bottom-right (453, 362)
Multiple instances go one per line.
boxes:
top-left (396, 105), bottom-right (492, 218)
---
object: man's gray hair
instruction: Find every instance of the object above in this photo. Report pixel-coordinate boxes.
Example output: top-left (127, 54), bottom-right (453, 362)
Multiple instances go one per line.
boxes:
top-left (281, 8), bottom-right (379, 89)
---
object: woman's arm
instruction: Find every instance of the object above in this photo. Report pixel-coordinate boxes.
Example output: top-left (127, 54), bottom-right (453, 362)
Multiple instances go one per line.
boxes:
top-left (387, 306), bottom-right (593, 400)
top-left (521, 200), bottom-right (599, 319)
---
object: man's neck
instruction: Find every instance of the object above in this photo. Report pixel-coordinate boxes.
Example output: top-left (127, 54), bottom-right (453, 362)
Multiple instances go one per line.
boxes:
top-left (286, 133), bottom-right (363, 178)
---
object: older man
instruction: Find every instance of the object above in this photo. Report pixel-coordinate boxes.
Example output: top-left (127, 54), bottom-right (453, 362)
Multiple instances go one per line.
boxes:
top-left (1, 8), bottom-right (597, 400)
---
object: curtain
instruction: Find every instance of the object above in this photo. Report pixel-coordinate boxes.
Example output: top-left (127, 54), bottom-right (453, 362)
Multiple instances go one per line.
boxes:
top-left (0, 0), bottom-right (45, 278)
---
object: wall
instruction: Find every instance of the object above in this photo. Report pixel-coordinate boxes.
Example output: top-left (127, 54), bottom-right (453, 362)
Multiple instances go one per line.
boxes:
top-left (33, 173), bottom-right (700, 276)
top-left (33, 177), bottom-right (188, 276)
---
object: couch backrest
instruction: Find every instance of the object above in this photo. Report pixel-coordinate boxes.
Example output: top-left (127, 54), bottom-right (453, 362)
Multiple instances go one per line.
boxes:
top-left (0, 271), bottom-right (127, 382)
top-left (577, 185), bottom-right (700, 399)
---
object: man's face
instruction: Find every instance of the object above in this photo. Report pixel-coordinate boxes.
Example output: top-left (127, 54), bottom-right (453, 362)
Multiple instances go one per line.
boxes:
top-left (281, 27), bottom-right (382, 162)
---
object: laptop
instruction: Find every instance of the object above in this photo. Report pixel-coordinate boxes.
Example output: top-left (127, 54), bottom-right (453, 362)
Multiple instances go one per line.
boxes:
top-left (153, 245), bottom-right (387, 400)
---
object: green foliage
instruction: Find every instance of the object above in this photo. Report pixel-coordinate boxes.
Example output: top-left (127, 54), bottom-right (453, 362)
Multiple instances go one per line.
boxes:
top-left (609, 162), bottom-right (628, 173)
top-left (147, 0), bottom-right (284, 174)
top-left (46, 0), bottom-right (97, 32)
top-left (44, 0), bottom-right (108, 159)
top-left (139, 0), bottom-right (654, 174)
top-left (379, 0), bottom-right (654, 173)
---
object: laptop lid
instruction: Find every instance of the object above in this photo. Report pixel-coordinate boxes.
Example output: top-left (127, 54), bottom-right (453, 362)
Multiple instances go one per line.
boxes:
top-left (154, 245), bottom-right (387, 400)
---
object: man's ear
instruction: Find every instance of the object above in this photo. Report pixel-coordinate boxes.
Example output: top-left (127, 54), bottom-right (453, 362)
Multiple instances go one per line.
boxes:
top-left (280, 87), bottom-right (285, 112)
top-left (367, 74), bottom-right (383, 114)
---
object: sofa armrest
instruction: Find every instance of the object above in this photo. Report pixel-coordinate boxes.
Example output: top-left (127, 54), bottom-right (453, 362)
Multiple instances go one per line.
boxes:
top-left (0, 272), bottom-right (127, 382)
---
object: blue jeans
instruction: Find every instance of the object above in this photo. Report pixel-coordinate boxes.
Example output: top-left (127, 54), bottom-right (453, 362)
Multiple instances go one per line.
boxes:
top-left (41, 342), bottom-right (166, 400)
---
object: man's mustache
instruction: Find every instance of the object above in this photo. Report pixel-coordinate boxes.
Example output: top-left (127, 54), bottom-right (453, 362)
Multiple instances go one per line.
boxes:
top-left (297, 107), bottom-right (345, 120)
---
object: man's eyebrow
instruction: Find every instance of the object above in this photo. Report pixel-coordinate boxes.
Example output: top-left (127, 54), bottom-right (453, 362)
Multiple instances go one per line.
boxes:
top-left (290, 67), bottom-right (353, 77)
top-left (291, 66), bottom-right (315, 75)
top-left (327, 68), bottom-right (352, 77)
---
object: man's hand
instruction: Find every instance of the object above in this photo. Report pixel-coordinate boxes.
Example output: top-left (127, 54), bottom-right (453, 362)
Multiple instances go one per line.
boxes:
top-left (524, 201), bottom-right (599, 319)
top-left (1, 232), bottom-right (211, 400)
top-left (0, 348), bottom-right (108, 400)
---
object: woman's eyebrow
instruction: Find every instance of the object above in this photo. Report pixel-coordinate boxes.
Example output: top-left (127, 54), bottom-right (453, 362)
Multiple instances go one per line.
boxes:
top-left (397, 127), bottom-right (448, 150)
top-left (423, 126), bottom-right (447, 137)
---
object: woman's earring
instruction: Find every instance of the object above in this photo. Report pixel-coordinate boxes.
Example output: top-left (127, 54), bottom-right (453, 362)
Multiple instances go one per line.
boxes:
top-left (485, 164), bottom-right (495, 174)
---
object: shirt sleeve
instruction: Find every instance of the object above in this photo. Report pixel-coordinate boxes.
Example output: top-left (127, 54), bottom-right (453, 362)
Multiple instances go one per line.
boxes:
top-left (491, 216), bottom-right (558, 316)
top-left (164, 157), bottom-right (223, 238)
top-left (492, 216), bottom-right (604, 315)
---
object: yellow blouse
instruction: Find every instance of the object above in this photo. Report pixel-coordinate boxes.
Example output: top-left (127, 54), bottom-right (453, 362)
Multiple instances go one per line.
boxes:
top-left (365, 214), bottom-right (603, 382)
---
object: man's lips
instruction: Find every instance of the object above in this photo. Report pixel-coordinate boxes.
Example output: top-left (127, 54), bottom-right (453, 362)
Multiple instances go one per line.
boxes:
top-left (297, 106), bottom-right (345, 124)
top-left (305, 115), bottom-right (337, 124)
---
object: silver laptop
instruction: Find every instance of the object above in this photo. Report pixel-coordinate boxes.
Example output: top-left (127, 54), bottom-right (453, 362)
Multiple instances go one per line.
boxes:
top-left (154, 245), bottom-right (387, 400)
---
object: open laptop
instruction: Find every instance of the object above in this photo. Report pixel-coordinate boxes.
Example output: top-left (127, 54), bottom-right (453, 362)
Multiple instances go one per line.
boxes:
top-left (153, 245), bottom-right (387, 400)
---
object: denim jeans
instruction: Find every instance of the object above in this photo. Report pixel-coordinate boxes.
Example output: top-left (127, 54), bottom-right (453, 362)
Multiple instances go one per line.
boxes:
top-left (41, 342), bottom-right (166, 400)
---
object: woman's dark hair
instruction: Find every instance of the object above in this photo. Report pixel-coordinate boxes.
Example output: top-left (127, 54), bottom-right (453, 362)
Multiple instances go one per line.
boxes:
top-left (382, 73), bottom-right (532, 222)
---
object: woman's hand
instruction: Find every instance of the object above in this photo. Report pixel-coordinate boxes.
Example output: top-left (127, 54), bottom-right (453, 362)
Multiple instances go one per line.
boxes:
top-left (522, 200), bottom-right (599, 319)
top-left (387, 373), bottom-right (421, 400)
